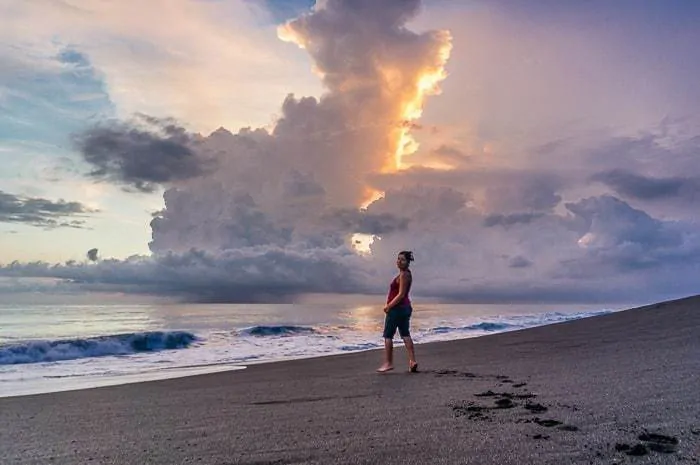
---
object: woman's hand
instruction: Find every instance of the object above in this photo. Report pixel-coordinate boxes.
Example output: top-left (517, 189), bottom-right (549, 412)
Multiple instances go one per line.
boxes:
top-left (383, 305), bottom-right (390, 314)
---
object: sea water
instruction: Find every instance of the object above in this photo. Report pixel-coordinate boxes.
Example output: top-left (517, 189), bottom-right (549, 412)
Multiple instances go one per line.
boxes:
top-left (0, 300), bottom-right (620, 398)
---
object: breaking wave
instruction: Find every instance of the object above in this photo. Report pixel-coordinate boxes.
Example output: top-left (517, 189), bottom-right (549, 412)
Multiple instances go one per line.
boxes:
top-left (0, 331), bottom-right (198, 365)
top-left (430, 322), bottom-right (514, 334)
top-left (426, 310), bottom-right (612, 336)
top-left (239, 325), bottom-right (318, 337)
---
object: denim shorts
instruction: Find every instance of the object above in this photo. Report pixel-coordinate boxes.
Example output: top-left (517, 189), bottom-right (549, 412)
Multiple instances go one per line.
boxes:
top-left (382, 304), bottom-right (413, 339)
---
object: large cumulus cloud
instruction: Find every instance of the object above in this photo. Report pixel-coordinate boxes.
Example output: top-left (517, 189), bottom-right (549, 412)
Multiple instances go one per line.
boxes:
top-left (144, 0), bottom-right (450, 257)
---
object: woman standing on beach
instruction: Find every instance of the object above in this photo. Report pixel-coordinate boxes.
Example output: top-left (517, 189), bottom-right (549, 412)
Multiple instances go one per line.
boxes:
top-left (377, 251), bottom-right (418, 373)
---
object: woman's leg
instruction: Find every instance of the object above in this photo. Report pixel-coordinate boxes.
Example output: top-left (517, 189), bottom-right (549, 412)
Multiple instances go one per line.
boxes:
top-left (383, 338), bottom-right (393, 366)
top-left (377, 338), bottom-right (394, 371)
top-left (402, 336), bottom-right (417, 368)
top-left (377, 313), bottom-right (396, 372)
top-left (398, 306), bottom-right (418, 371)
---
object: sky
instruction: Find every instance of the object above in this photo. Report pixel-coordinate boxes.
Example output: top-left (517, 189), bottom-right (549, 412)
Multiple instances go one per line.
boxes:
top-left (1, 0), bottom-right (699, 304)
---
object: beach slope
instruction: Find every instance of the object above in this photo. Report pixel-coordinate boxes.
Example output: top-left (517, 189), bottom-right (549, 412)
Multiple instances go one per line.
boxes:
top-left (1, 296), bottom-right (699, 464)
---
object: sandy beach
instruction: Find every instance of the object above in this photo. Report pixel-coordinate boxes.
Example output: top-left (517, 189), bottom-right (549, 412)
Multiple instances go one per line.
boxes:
top-left (1, 295), bottom-right (699, 464)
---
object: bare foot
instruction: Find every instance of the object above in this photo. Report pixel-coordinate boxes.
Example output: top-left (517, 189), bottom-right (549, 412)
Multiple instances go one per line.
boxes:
top-left (409, 362), bottom-right (418, 373)
top-left (376, 364), bottom-right (394, 373)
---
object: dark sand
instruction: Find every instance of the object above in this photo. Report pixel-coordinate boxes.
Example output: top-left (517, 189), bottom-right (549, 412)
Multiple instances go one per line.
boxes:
top-left (2, 296), bottom-right (699, 464)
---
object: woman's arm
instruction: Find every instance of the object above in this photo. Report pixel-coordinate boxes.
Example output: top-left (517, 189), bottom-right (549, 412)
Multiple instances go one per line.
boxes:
top-left (384, 271), bottom-right (411, 312)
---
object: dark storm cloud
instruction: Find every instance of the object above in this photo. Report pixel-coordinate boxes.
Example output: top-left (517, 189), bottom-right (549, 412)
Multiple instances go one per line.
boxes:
top-left (483, 212), bottom-right (544, 228)
top-left (0, 190), bottom-right (94, 229)
top-left (591, 169), bottom-right (700, 202)
top-left (508, 255), bottom-right (533, 269)
top-left (0, 248), bottom-right (375, 303)
top-left (73, 114), bottom-right (209, 193)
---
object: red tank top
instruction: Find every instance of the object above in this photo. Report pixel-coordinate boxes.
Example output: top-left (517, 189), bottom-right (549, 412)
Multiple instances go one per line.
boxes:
top-left (387, 272), bottom-right (412, 305)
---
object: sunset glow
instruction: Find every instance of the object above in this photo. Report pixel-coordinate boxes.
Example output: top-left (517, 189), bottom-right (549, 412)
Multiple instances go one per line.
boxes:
top-left (393, 35), bottom-right (452, 171)
top-left (2, 0), bottom-right (698, 306)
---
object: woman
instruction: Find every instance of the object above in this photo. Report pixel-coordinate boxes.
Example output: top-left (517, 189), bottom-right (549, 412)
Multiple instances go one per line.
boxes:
top-left (377, 250), bottom-right (418, 373)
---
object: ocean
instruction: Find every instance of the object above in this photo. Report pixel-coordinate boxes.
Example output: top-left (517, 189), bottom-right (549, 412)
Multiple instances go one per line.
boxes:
top-left (0, 300), bottom-right (622, 398)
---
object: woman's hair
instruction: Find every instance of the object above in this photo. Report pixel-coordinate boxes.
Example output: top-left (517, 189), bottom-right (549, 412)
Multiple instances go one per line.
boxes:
top-left (398, 250), bottom-right (414, 262)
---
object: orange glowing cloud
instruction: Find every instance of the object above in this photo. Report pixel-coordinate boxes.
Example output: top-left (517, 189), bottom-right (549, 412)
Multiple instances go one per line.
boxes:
top-left (278, 2), bottom-right (453, 180)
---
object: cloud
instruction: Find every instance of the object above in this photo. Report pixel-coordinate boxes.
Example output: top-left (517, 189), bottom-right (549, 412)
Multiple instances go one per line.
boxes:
top-left (0, 247), bottom-right (375, 303)
top-left (530, 127), bottom-right (700, 226)
top-left (4, 0), bottom-right (700, 305)
top-left (565, 195), bottom-right (683, 251)
top-left (321, 209), bottom-right (410, 235)
top-left (559, 195), bottom-right (699, 279)
top-left (416, 0), bottom-right (700, 137)
top-left (508, 256), bottom-right (532, 269)
top-left (591, 169), bottom-right (700, 202)
top-left (364, 189), bottom-right (700, 302)
top-left (484, 213), bottom-right (544, 228)
top-left (73, 114), bottom-right (208, 193)
top-left (0, 0), bottom-right (323, 133)
top-left (141, 0), bottom-right (452, 256)
top-left (3, 190), bottom-right (699, 303)
top-left (2, 0), bottom-right (455, 301)
top-left (368, 167), bottom-right (566, 214)
top-left (483, 176), bottom-right (563, 213)
top-left (430, 144), bottom-right (470, 166)
top-left (584, 126), bottom-right (700, 170)
top-left (0, 190), bottom-right (95, 229)
top-left (0, 46), bottom-right (113, 150)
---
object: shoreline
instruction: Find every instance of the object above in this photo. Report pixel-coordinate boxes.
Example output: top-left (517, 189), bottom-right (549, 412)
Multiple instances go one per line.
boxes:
top-left (2, 294), bottom-right (699, 464)
top-left (1, 305), bottom-right (619, 399)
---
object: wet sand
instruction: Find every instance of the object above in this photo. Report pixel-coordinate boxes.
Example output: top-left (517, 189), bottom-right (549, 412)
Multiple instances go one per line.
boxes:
top-left (1, 295), bottom-right (699, 464)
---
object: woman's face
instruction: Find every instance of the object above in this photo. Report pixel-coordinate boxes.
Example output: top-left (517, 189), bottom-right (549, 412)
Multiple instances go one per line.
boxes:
top-left (396, 254), bottom-right (409, 269)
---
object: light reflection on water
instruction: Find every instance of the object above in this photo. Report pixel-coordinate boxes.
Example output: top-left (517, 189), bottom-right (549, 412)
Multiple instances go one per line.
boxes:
top-left (1, 301), bottom-right (621, 343)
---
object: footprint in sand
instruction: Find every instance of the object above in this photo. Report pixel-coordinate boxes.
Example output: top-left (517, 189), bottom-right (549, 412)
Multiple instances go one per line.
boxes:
top-left (616, 443), bottom-right (649, 456)
top-left (434, 369), bottom-right (459, 376)
top-left (512, 393), bottom-right (537, 400)
top-left (638, 433), bottom-right (679, 454)
top-left (433, 369), bottom-right (478, 378)
top-left (494, 398), bottom-right (516, 409)
top-left (533, 418), bottom-right (563, 428)
top-left (530, 416), bottom-right (579, 432)
top-left (524, 402), bottom-right (548, 414)
top-left (447, 375), bottom-right (581, 439)
top-left (558, 425), bottom-right (579, 432)
top-left (615, 432), bottom-right (679, 456)
top-left (475, 390), bottom-right (537, 400)
top-left (450, 401), bottom-right (491, 421)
